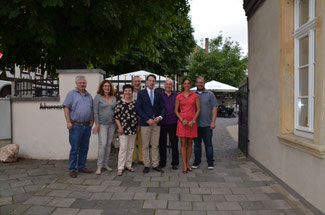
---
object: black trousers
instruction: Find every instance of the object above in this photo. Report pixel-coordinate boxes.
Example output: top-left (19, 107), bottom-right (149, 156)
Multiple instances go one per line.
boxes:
top-left (159, 123), bottom-right (179, 167)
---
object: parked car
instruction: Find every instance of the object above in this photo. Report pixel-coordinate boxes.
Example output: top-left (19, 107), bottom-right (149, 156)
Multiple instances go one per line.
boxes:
top-left (0, 80), bottom-right (11, 97)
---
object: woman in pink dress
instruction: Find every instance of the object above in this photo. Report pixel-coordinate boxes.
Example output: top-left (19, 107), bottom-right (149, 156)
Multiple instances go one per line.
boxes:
top-left (175, 78), bottom-right (200, 174)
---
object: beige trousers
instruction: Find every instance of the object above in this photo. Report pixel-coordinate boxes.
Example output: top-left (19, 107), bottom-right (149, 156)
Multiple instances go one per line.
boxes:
top-left (117, 134), bottom-right (136, 170)
top-left (141, 124), bottom-right (161, 168)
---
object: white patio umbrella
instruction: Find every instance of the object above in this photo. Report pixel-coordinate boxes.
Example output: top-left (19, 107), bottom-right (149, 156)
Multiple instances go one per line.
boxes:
top-left (190, 80), bottom-right (238, 92)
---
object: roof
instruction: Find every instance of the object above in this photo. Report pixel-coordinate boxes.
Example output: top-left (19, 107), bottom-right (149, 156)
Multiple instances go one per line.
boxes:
top-left (191, 80), bottom-right (238, 92)
top-left (106, 70), bottom-right (168, 81)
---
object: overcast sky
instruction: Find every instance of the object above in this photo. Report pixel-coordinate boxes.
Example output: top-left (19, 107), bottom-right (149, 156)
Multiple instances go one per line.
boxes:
top-left (189, 0), bottom-right (248, 54)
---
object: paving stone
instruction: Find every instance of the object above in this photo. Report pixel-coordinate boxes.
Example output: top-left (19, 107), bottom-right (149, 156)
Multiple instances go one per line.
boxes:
top-left (134, 192), bottom-right (156, 200)
top-left (182, 211), bottom-right (207, 215)
top-left (151, 176), bottom-right (169, 182)
top-left (207, 212), bottom-right (233, 215)
top-left (199, 182), bottom-right (220, 188)
top-left (47, 190), bottom-right (72, 197)
top-left (116, 200), bottom-right (143, 209)
top-left (34, 188), bottom-right (52, 196)
top-left (224, 195), bottom-right (248, 202)
top-left (85, 185), bottom-right (108, 192)
top-left (127, 208), bottom-right (154, 215)
top-left (180, 182), bottom-right (199, 188)
top-left (120, 180), bottom-right (141, 187)
top-left (9, 173), bottom-right (29, 180)
top-left (170, 176), bottom-right (188, 182)
top-left (168, 200), bottom-right (192, 210)
top-left (126, 187), bottom-right (148, 192)
top-left (210, 188), bottom-right (232, 195)
top-left (169, 187), bottom-right (190, 194)
top-left (133, 176), bottom-right (151, 182)
top-left (245, 194), bottom-right (271, 201)
top-left (47, 197), bottom-right (76, 207)
top-left (193, 202), bottom-right (217, 211)
top-left (111, 192), bottom-right (135, 200)
top-left (70, 199), bottom-right (98, 209)
top-left (0, 203), bottom-right (17, 215)
top-left (0, 196), bottom-right (13, 206)
top-left (232, 211), bottom-right (259, 215)
top-left (90, 192), bottom-right (113, 200)
top-left (0, 187), bottom-right (25, 197)
top-left (250, 186), bottom-right (275, 194)
top-left (47, 183), bottom-right (69, 189)
top-left (13, 193), bottom-right (32, 203)
top-left (24, 184), bottom-right (45, 193)
top-left (265, 193), bottom-right (286, 200)
top-left (180, 193), bottom-right (202, 201)
top-left (51, 207), bottom-right (80, 215)
top-left (66, 184), bottom-right (88, 191)
top-left (148, 187), bottom-right (169, 193)
top-left (160, 182), bottom-right (180, 188)
top-left (105, 186), bottom-right (127, 193)
top-left (82, 179), bottom-right (102, 186)
top-left (231, 188), bottom-right (253, 195)
top-left (23, 196), bottom-right (53, 205)
top-left (65, 178), bottom-right (85, 184)
top-left (262, 200), bottom-right (291, 210)
top-left (216, 202), bottom-right (242, 211)
top-left (157, 193), bottom-right (179, 200)
top-left (101, 180), bottom-right (122, 186)
top-left (239, 201), bottom-right (265, 210)
top-left (202, 194), bottom-right (226, 202)
top-left (190, 187), bottom-right (211, 194)
top-left (68, 191), bottom-right (92, 199)
top-left (218, 183), bottom-right (237, 188)
top-left (155, 209), bottom-right (181, 215)
top-left (77, 209), bottom-right (103, 215)
top-left (140, 181), bottom-right (159, 188)
top-left (143, 200), bottom-right (167, 209)
top-left (10, 180), bottom-right (34, 188)
top-left (24, 205), bottom-right (55, 215)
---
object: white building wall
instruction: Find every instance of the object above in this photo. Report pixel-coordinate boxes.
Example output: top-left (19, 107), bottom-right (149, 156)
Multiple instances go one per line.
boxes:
top-left (248, 1), bottom-right (325, 212)
top-left (12, 69), bottom-right (104, 159)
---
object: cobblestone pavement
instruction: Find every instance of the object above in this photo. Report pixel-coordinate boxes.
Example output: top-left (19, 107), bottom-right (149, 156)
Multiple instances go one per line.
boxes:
top-left (0, 118), bottom-right (313, 215)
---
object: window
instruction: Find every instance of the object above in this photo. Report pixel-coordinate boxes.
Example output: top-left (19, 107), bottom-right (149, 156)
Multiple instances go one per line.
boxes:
top-left (294, 0), bottom-right (316, 139)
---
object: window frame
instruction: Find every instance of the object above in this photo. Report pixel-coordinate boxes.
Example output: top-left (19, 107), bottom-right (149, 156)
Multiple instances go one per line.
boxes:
top-left (293, 0), bottom-right (316, 139)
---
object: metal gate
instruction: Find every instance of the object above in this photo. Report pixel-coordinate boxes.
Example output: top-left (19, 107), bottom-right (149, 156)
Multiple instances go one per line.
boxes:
top-left (237, 78), bottom-right (249, 156)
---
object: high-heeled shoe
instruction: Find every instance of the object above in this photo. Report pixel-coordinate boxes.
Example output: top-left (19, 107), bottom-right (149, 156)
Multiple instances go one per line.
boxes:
top-left (183, 168), bottom-right (188, 174)
top-left (187, 167), bottom-right (192, 172)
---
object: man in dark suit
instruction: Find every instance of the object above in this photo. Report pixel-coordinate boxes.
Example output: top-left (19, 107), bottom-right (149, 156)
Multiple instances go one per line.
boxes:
top-left (136, 74), bottom-right (166, 173)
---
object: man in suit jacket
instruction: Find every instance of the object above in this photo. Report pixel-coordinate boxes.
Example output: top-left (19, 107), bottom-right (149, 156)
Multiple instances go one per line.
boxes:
top-left (136, 74), bottom-right (166, 173)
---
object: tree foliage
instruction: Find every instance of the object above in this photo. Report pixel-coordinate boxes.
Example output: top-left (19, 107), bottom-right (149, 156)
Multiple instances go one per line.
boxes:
top-left (104, 15), bottom-right (195, 77)
top-left (0, 0), bottom-right (191, 76)
top-left (188, 35), bottom-right (247, 87)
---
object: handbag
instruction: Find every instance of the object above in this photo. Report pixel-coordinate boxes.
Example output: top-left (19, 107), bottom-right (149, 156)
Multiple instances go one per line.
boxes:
top-left (112, 131), bottom-right (120, 148)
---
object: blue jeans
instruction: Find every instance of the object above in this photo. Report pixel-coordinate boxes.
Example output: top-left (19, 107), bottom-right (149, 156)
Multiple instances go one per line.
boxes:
top-left (69, 125), bottom-right (91, 172)
top-left (194, 126), bottom-right (214, 166)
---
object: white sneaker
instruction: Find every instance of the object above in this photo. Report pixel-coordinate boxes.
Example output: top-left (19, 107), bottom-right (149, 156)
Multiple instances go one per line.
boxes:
top-left (95, 169), bottom-right (101, 175)
top-left (191, 164), bottom-right (199, 169)
top-left (105, 165), bottom-right (113, 172)
top-left (208, 166), bottom-right (214, 170)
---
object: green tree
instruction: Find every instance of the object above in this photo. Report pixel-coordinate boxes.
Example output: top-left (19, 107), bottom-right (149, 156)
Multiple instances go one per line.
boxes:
top-left (103, 13), bottom-right (195, 78)
top-left (188, 35), bottom-right (247, 87)
top-left (0, 0), bottom-right (190, 77)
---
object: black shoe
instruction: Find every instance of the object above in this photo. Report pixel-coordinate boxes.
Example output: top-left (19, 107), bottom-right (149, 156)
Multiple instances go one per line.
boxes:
top-left (138, 161), bottom-right (144, 165)
top-left (172, 165), bottom-right (178, 170)
top-left (143, 167), bottom-right (150, 173)
top-left (132, 162), bottom-right (135, 166)
top-left (152, 167), bottom-right (164, 172)
top-left (158, 164), bottom-right (165, 169)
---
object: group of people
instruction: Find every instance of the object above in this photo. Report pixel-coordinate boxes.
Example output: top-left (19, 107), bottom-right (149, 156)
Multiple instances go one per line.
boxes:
top-left (63, 74), bottom-right (217, 178)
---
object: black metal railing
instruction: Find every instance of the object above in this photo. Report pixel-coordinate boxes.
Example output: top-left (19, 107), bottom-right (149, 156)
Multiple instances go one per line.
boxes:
top-left (13, 78), bottom-right (59, 97)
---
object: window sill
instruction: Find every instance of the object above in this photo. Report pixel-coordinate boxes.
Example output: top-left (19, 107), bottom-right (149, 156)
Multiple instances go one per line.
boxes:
top-left (278, 134), bottom-right (325, 159)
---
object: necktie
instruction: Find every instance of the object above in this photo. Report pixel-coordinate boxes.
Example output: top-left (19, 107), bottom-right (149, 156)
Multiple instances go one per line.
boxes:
top-left (150, 90), bottom-right (154, 106)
